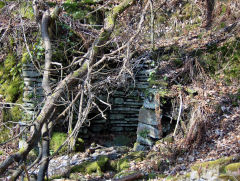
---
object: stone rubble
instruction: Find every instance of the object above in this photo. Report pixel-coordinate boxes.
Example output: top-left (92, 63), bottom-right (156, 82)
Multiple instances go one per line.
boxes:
top-left (30, 145), bottom-right (129, 177)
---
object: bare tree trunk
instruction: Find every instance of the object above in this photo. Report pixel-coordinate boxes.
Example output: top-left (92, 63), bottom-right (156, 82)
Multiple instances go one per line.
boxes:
top-left (37, 123), bottom-right (49, 181)
top-left (37, 7), bottom-right (53, 180)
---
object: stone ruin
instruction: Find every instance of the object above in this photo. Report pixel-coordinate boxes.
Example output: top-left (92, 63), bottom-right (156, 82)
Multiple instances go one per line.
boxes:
top-left (21, 54), bottom-right (177, 150)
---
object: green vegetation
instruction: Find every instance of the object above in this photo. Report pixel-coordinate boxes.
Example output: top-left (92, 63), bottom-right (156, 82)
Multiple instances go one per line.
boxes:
top-left (19, 2), bottom-right (34, 20)
top-left (71, 156), bottom-right (109, 176)
top-left (191, 156), bottom-right (237, 172)
top-left (0, 53), bottom-right (24, 126)
top-left (50, 132), bottom-right (68, 154)
top-left (0, 150), bottom-right (4, 155)
top-left (0, 128), bottom-right (10, 143)
top-left (115, 151), bottom-right (144, 172)
top-left (200, 38), bottom-right (240, 82)
top-left (139, 129), bottom-right (150, 139)
top-left (225, 162), bottom-right (240, 172)
top-left (62, 1), bottom-right (102, 24)
top-left (50, 132), bottom-right (85, 154)
top-left (0, 1), bottom-right (5, 8)
top-left (0, 53), bottom-right (23, 103)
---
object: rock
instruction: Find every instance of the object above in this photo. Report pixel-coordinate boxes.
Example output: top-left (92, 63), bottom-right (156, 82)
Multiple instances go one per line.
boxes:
top-left (22, 70), bottom-right (41, 77)
top-left (137, 122), bottom-right (160, 139)
top-left (114, 98), bottom-right (124, 104)
top-left (19, 139), bottom-right (28, 149)
top-left (109, 114), bottom-right (124, 120)
top-left (143, 98), bottom-right (156, 109)
top-left (225, 162), bottom-right (240, 177)
top-left (138, 108), bottom-right (158, 126)
top-left (133, 142), bottom-right (147, 151)
top-left (136, 135), bottom-right (154, 146)
top-left (90, 125), bottom-right (105, 132)
top-left (111, 127), bottom-right (123, 132)
top-left (188, 155), bottom-right (195, 162)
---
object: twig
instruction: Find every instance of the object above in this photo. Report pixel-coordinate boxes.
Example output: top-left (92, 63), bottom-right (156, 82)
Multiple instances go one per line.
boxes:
top-left (173, 92), bottom-right (183, 137)
top-left (22, 163), bottom-right (30, 181)
top-left (150, 0), bottom-right (155, 50)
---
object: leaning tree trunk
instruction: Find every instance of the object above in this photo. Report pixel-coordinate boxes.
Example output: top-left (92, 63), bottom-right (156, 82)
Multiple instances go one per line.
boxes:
top-left (0, 0), bottom-right (136, 177)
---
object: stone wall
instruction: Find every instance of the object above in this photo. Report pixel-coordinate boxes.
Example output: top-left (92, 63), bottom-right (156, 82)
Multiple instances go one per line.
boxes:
top-left (22, 55), bottom-right (155, 135)
top-left (89, 57), bottom-right (155, 134)
top-left (22, 62), bottom-right (44, 119)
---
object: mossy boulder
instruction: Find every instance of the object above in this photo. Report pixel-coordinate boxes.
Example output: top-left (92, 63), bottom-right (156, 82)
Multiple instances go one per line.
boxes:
top-left (114, 151), bottom-right (145, 172)
top-left (224, 162), bottom-right (240, 179)
top-left (191, 156), bottom-right (240, 172)
top-left (71, 156), bottom-right (109, 176)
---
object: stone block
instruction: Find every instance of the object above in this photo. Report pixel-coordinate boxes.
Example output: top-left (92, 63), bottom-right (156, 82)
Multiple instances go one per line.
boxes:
top-left (91, 119), bottom-right (107, 124)
top-left (137, 122), bottom-right (160, 139)
top-left (133, 142), bottom-right (147, 151)
top-left (136, 135), bottom-right (154, 146)
top-left (22, 70), bottom-right (41, 78)
top-left (90, 125), bottom-right (105, 132)
top-left (109, 114), bottom-right (124, 120)
top-left (111, 127), bottom-right (123, 132)
top-left (143, 98), bottom-right (157, 109)
top-left (138, 108), bottom-right (158, 126)
top-left (114, 98), bottom-right (124, 104)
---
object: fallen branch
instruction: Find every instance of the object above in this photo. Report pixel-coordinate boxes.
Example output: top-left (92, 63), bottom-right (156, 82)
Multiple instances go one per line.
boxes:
top-left (113, 171), bottom-right (144, 181)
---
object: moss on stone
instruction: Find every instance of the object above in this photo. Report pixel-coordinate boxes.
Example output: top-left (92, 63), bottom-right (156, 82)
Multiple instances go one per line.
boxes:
top-left (109, 160), bottom-right (118, 170)
top-left (149, 80), bottom-right (168, 87)
top-left (21, 52), bottom-right (30, 64)
top-left (86, 156), bottom-right (109, 175)
top-left (225, 162), bottom-right (240, 172)
top-left (117, 157), bottom-right (130, 171)
top-left (156, 136), bottom-right (174, 145)
top-left (191, 156), bottom-right (237, 172)
top-left (218, 173), bottom-right (239, 181)
top-left (116, 151), bottom-right (144, 172)
top-left (71, 155), bottom-right (109, 176)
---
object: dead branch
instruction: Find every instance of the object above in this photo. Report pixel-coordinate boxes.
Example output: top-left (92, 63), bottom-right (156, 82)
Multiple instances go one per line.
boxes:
top-left (113, 171), bottom-right (144, 181)
top-left (173, 93), bottom-right (183, 137)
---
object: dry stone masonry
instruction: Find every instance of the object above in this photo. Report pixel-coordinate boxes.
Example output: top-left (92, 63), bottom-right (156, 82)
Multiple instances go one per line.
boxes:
top-left (22, 62), bottom-right (44, 118)
top-left (21, 54), bottom-right (175, 148)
